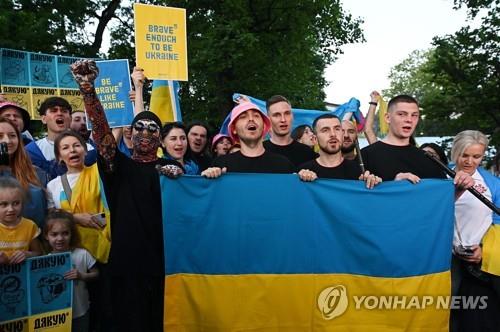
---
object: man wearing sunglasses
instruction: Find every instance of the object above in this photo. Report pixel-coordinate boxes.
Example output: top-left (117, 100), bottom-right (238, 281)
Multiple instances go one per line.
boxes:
top-left (71, 59), bottom-right (182, 332)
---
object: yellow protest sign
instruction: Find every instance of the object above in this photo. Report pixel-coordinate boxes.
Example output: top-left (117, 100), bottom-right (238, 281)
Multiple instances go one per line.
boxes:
top-left (58, 89), bottom-right (84, 113)
top-left (134, 4), bottom-right (188, 81)
top-left (1, 86), bottom-right (32, 116)
top-left (31, 87), bottom-right (58, 120)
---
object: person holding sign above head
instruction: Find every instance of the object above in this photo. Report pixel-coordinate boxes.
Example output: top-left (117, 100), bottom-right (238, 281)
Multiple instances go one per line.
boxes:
top-left (70, 59), bottom-right (183, 332)
top-left (25, 97), bottom-right (97, 180)
top-left (201, 102), bottom-right (294, 178)
top-left (297, 114), bottom-right (381, 188)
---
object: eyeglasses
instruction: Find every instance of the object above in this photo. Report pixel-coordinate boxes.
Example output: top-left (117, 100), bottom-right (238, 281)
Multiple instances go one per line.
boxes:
top-left (133, 121), bottom-right (160, 133)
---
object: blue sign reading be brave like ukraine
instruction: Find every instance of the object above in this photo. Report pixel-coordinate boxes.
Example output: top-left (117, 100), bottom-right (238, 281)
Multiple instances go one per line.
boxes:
top-left (93, 59), bottom-right (134, 128)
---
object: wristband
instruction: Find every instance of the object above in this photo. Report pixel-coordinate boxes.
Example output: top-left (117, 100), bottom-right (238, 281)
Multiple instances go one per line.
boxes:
top-left (369, 102), bottom-right (378, 106)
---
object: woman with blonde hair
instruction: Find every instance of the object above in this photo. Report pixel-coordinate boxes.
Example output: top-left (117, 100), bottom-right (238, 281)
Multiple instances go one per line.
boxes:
top-left (450, 130), bottom-right (500, 331)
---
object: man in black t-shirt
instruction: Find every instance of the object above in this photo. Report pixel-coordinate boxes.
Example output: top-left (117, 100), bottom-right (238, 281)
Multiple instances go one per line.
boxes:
top-left (361, 95), bottom-right (473, 192)
top-left (298, 114), bottom-right (381, 188)
top-left (203, 102), bottom-right (294, 177)
top-left (262, 95), bottom-right (317, 167)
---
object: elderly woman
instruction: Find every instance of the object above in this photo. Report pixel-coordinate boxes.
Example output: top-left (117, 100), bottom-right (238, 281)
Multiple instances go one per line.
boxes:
top-left (450, 130), bottom-right (500, 331)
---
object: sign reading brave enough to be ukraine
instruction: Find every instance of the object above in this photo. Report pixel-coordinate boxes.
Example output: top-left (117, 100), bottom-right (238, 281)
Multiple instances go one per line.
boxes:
top-left (161, 174), bottom-right (455, 331)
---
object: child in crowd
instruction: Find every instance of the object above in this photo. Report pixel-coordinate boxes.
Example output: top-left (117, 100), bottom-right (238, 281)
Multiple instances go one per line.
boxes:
top-left (44, 209), bottom-right (99, 332)
top-left (0, 177), bottom-right (42, 264)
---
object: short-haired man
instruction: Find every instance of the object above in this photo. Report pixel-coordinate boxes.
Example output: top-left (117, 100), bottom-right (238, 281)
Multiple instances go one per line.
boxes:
top-left (202, 102), bottom-right (294, 177)
top-left (186, 122), bottom-right (212, 171)
top-left (361, 95), bottom-right (472, 191)
top-left (298, 114), bottom-right (381, 188)
top-left (70, 110), bottom-right (91, 142)
top-left (0, 101), bottom-right (33, 145)
top-left (341, 120), bottom-right (358, 160)
top-left (263, 95), bottom-right (317, 167)
top-left (25, 97), bottom-right (96, 180)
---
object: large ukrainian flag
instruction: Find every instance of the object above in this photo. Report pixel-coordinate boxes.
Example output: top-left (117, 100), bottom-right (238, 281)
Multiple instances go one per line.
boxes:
top-left (161, 175), bottom-right (454, 331)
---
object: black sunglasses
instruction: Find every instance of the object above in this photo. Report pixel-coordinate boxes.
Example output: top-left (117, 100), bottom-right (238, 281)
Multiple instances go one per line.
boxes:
top-left (133, 121), bottom-right (160, 133)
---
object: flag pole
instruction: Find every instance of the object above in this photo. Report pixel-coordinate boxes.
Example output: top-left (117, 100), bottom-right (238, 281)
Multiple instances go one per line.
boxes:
top-left (355, 138), bottom-right (365, 173)
top-left (424, 151), bottom-right (500, 215)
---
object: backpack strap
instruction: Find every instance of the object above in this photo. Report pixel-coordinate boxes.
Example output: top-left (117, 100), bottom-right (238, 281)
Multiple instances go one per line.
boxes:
top-left (61, 173), bottom-right (72, 203)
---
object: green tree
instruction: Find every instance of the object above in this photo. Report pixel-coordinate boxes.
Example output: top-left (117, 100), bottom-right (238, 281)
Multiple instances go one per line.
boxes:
top-left (1, 0), bottom-right (364, 128)
top-left (109, 0), bottom-right (364, 127)
top-left (0, 0), bottom-right (121, 57)
top-left (383, 49), bottom-right (446, 136)
top-left (385, 0), bottom-right (499, 149)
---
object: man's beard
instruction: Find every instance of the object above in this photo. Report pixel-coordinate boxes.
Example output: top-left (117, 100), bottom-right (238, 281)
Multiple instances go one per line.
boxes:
top-left (319, 144), bottom-right (341, 155)
top-left (341, 143), bottom-right (355, 154)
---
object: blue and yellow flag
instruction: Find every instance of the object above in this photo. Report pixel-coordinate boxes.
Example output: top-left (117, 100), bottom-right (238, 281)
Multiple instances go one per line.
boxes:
top-left (377, 95), bottom-right (389, 135)
top-left (218, 94), bottom-right (365, 136)
top-left (150, 80), bottom-right (182, 123)
top-left (479, 167), bottom-right (500, 276)
top-left (60, 164), bottom-right (111, 263)
top-left (161, 175), bottom-right (455, 331)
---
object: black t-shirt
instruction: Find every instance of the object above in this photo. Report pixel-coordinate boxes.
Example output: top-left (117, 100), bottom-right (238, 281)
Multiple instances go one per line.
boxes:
top-left (263, 140), bottom-right (317, 168)
top-left (361, 141), bottom-right (446, 181)
top-left (299, 158), bottom-right (362, 180)
top-left (186, 150), bottom-right (212, 172)
top-left (212, 150), bottom-right (295, 174)
top-left (98, 151), bottom-right (182, 277)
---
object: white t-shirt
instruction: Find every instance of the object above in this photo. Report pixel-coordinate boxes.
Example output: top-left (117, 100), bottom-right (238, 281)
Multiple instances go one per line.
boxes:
top-left (35, 137), bottom-right (94, 161)
top-left (71, 248), bottom-right (96, 318)
top-left (47, 172), bottom-right (81, 208)
top-left (454, 170), bottom-right (493, 246)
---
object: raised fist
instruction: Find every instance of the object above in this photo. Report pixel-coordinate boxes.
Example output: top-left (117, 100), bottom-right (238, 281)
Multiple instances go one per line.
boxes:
top-left (70, 59), bottom-right (99, 93)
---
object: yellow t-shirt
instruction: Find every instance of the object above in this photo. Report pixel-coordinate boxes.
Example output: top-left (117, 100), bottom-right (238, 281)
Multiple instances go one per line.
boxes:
top-left (0, 217), bottom-right (40, 257)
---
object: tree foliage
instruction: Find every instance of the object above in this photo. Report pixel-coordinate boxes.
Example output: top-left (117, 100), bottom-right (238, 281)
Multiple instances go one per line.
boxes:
top-left (0, 0), bottom-right (121, 57)
top-left (1, 0), bottom-right (364, 129)
top-left (109, 0), bottom-right (364, 127)
top-left (385, 0), bottom-right (499, 147)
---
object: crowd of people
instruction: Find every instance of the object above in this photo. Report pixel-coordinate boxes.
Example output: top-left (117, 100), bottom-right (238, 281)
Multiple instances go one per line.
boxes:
top-left (0, 59), bottom-right (498, 332)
